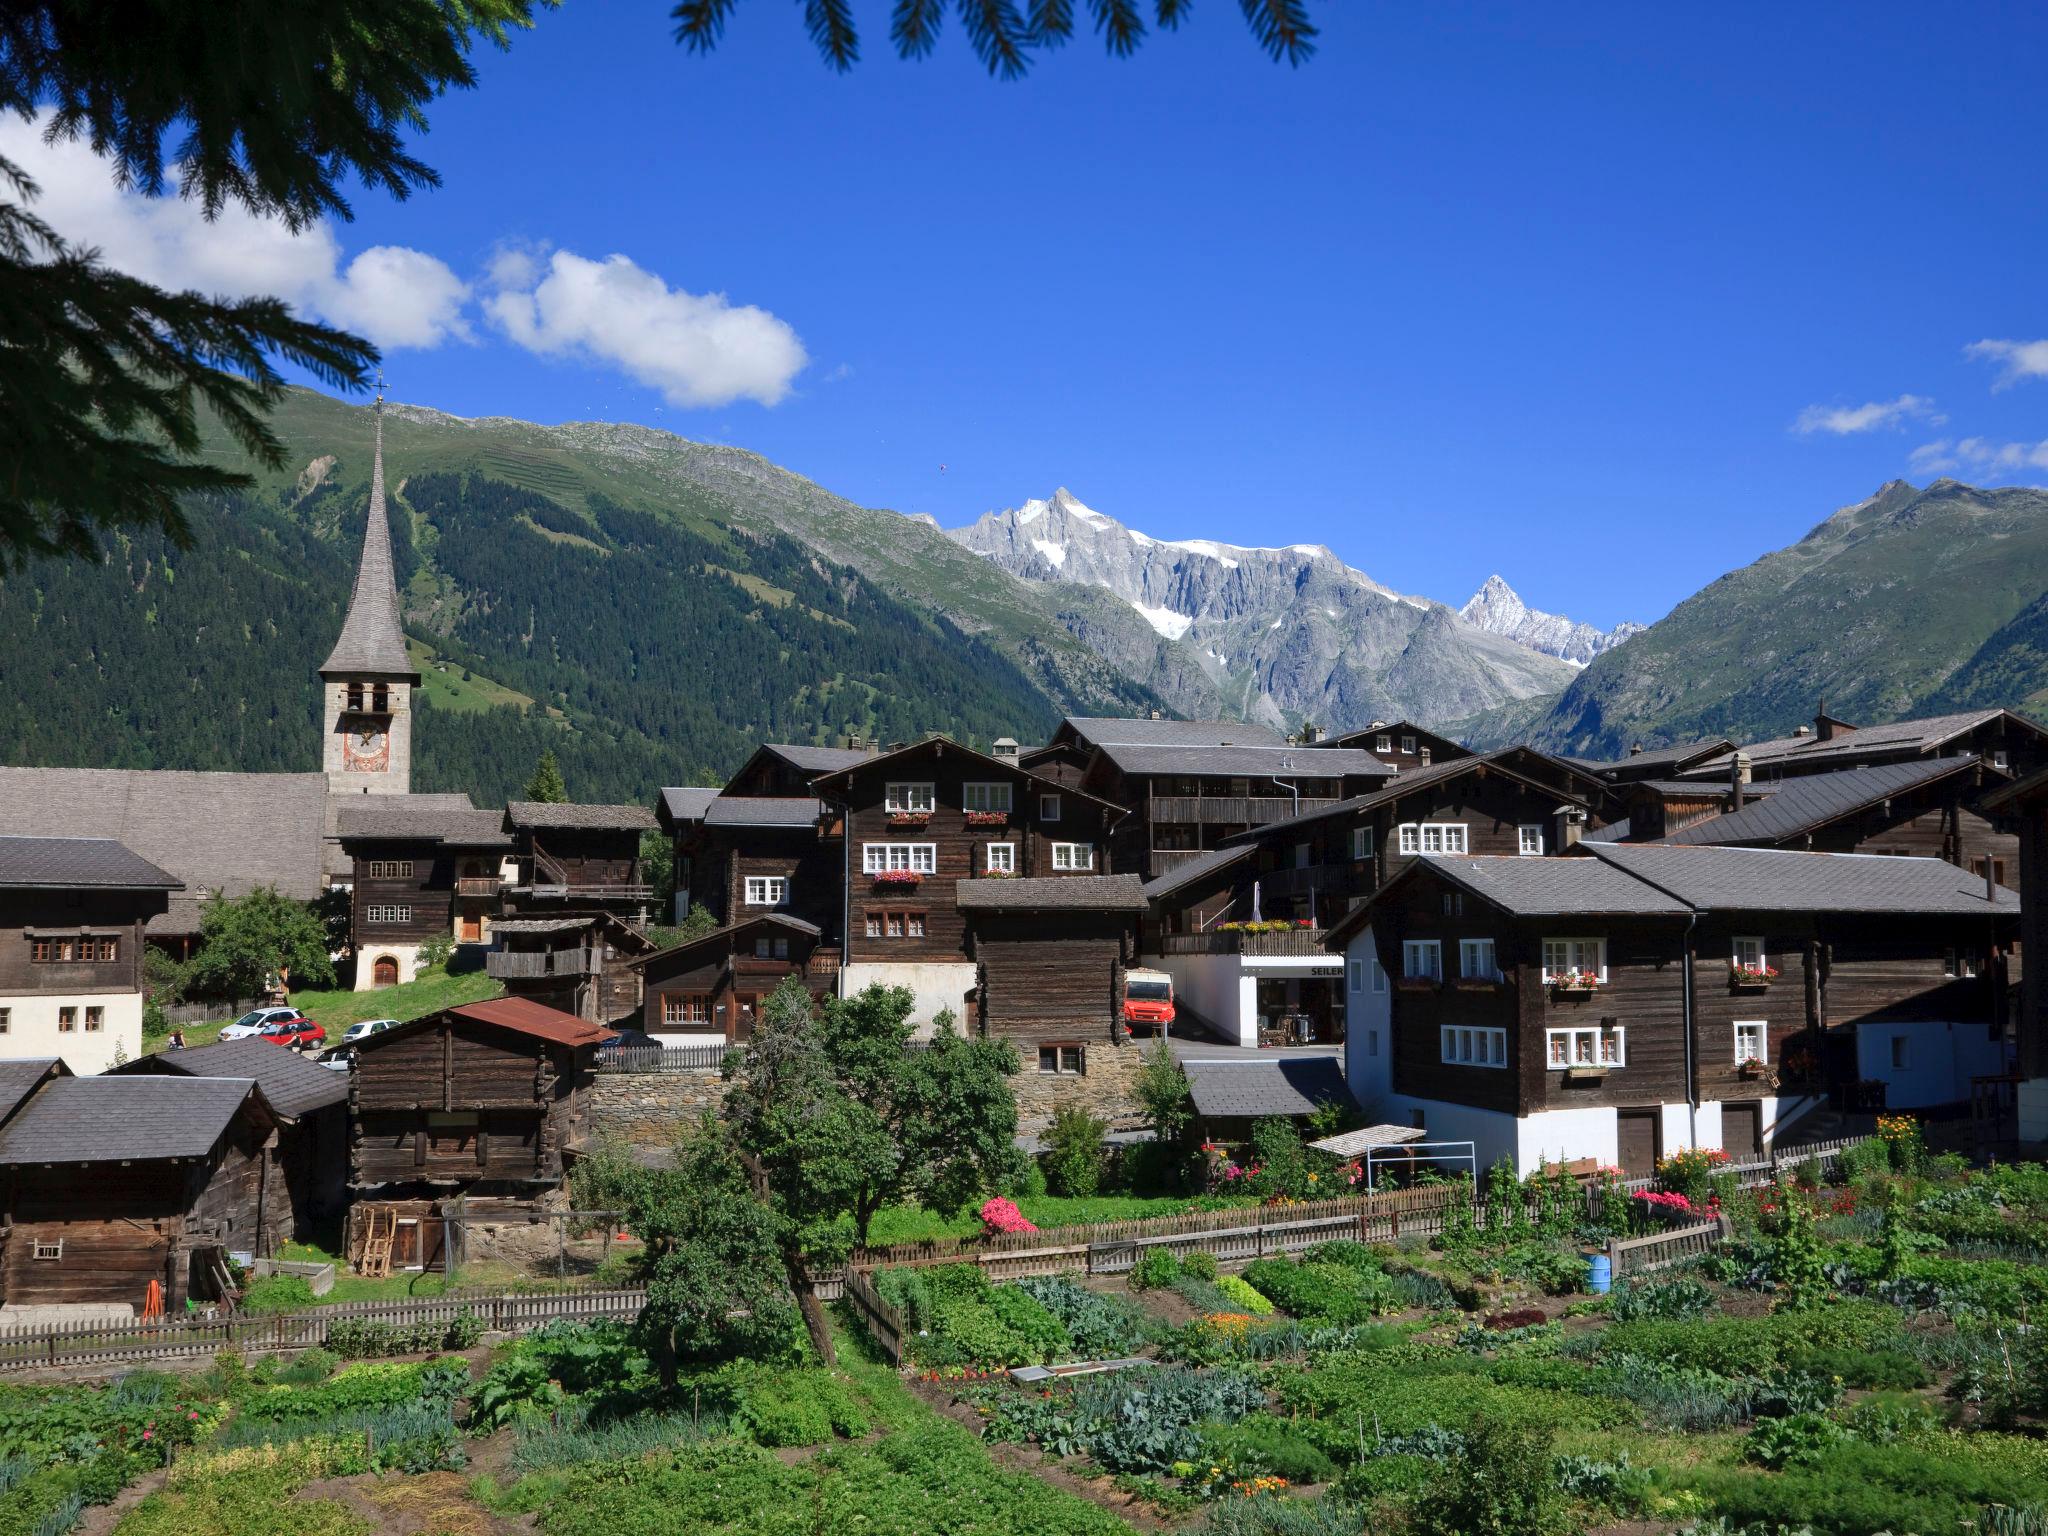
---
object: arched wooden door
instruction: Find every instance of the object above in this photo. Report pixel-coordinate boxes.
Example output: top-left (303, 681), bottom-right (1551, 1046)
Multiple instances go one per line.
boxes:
top-left (372, 954), bottom-right (400, 987)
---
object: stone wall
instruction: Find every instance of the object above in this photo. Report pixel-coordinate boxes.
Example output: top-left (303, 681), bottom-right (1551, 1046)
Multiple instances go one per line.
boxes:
top-left (1011, 1042), bottom-right (1144, 1130)
top-left (588, 1068), bottom-right (729, 1147)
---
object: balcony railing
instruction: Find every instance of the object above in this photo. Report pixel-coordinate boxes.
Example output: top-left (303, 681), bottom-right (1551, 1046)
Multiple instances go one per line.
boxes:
top-left (456, 876), bottom-right (502, 897)
top-left (522, 883), bottom-right (655, 901)
top-left (1148, 796), bottom-right (1343, 826)
top-left (485, 947), bottom-right (601, 979)
top-left (1156, 928), bottom-right (1333, 958)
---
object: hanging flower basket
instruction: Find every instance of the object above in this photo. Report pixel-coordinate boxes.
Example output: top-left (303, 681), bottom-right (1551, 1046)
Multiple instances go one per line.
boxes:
top-left (964, 810), bottom-right (1010, 827)
top-left (871, 869), bottom-right (923, 887)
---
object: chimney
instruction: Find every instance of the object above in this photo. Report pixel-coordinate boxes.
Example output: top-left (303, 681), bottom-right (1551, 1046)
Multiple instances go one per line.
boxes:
top-left (992, 737), bottom-right (1020, 763)
top-left (1730, 750), bottom-right (1751, 810)
top-left (1557, 804), bottom-right (1586, 849)
top-left (1987, 859), bottom-right (1999, 904)
top-left (1629, 742), bottom-right (1644, 757)
top-left (1793, 725), bottom-right (1811, 738)
top-left (1419, 747), bottom-right (1432, 767)
top-left (1815, 699), bottom-right (1835, 742)
top-left (1300, 722), bottom-right (1325, 744)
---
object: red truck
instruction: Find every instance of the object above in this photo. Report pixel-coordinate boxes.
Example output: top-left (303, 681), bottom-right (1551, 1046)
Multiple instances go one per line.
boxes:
top-left (1121, 969), bottom-right (1176, 1034)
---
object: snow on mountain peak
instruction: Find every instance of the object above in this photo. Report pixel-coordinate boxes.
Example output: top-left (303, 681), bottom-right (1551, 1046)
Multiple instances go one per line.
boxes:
top-left (1459, 576), bottom-right (1640, 666)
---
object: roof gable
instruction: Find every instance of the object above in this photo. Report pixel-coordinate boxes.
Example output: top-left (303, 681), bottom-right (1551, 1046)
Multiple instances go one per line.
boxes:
top-left (0, 1075), bottom-right (272, 1164)
top-left (1656, 756), bottom-right (1994, 847)
top-left (810, 734), bottom-right (1123, 812)
top-left (0, 835), bottom-right (182, 890)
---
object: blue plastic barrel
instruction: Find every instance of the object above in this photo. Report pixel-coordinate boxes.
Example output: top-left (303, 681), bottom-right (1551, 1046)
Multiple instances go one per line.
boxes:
top-left (1586, 1253), bottom-right (1612, 1294)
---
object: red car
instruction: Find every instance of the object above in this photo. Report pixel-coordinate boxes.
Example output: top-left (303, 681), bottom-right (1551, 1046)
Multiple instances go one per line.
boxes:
top-left (256, 1015), bottom-right (326, 1049)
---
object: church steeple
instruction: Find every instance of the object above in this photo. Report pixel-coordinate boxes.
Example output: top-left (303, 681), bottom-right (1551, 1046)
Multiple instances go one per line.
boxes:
top-left (320, 382), bottom-right (419, 795)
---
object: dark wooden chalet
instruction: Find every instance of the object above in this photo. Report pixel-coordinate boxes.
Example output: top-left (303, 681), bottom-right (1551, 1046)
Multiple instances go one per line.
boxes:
top-left (347, 997), bottom-right (612, 1200)
top-left (112, 1039), bottom-right (349, 1241)
top-left (1679, 707), bottom-right (2048, 785)
top-left (1312, 720), bottom-right (1472, 773)
top-left (502, 802), bottom-right (659, 925)
top-left (1330, 842), bottom-right (2018, 1174)
top-left (0, 1072), bottom-right (287, 1309)
top-left (339, 799), bottom-right (514, 985)
top-left (635, 913), bottom-right (838, 1042)
top-left (1565, 739), bottom-right (1737, 787)
top-left (1979, 768), bottom-right (2048, 1144)
top-left (659, 791), bottom-right (840, 935)
top-left (487, 912), bottom-right (654, 1025)
top-left (1650, 755), bottom-right (2018, 887)
top-left (955, 874), bottom-right (1145, 1073)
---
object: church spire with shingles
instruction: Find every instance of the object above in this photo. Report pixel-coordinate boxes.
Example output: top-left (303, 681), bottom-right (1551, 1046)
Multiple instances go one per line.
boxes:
top-left (319, 382), bottom-right (419, 680)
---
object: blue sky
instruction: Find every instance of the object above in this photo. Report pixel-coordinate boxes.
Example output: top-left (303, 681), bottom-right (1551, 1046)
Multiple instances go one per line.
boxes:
top-left (21, 4), bottom-right (2048, 630)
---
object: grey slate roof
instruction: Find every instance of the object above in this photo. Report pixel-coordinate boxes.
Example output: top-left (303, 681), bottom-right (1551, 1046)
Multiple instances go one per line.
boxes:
top-left (1061, 716), bottom-right (1291, 749)
top-left (763, 744), bottom-right (877, 773)
top-left (1570, 741), bottom-right (1736, 778)
top-left (337, 796), bottom-right (509, 847)
top-left (1683, 710), bottom-right (2031, 777)
top-left (1185, 1057), bottom-right (1355, 1120)
top-left (0, 766), bottom-right (332, 934)
top-left (1657, 758), bottom-right (1987, 848)
top-left (0, 1060), bottom-right (65, 1126)
top-left (1141, 845), bottom-right (1255, 903)
top-left (1218, 751), bottom-right (1583, 844)
top-left (704, 797), bottom-right (823, 828)
top-left (124, 1039), bottom-right (347, 1118)
top-left (0, 836), bottom-right (182, 890)
top-left (1095, 743), bottom-right (1388, 778)
top-left (504, 801), bottom-right (659, 832)
top-left (659, 787), bottom-right (722, 824)
top-left (319, 409), bottom-right (419, 680)
top-left (0, 1076), bottom-right (264, 1164)
top-left (955, 874), bottom-right (1147, 912)
top-left (1420, 854), bottom-right (1691, 917)
top-left (1580, 841), bottom-right (2021, 914)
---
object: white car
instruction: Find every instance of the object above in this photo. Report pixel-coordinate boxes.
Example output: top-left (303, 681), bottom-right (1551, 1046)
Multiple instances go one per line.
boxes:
top-left (320, 1049), bottom-right (355, 1074)
top-left (219, 1006), bottom-right (304, 1041)
top-left (342, 1019), bottom-right (400, 1044)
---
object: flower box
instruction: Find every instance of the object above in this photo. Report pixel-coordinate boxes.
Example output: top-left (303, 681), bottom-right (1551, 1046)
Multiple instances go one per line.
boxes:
top-left (871, 870), bottom-right (923, 887)
top-left (1737, 1058), bottom-right (1770, 1081)
top-left (1453, 980), bottom-right (1502, 992)
top-left (1729, 970), bottom-right (1776, 991)
top-left (963, 811), bottom-right (1010, 827)
top-left (1550, 980), bottom-right (1599, 996)
top-left (1561, 1065), bottom-right (1608, 1083)
top-left (886, 812), bottom-right (932, 827)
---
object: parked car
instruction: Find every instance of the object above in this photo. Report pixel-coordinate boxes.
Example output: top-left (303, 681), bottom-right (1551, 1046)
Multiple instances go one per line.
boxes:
top-left (342, 1018), bottom-right (400, 1044)
top-left (320, 1048), bottom-right (355, 1074)
top-left (593, 1027), bottom-right (654, 1065)
top-left (256, 1015), bottom-right (325, 1049)
top-left (219, 1006), bottom-right (304, 1041)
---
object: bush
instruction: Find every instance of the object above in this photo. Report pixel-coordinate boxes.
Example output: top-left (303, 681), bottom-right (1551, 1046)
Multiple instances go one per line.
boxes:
top-left (1043, 1105), bottom-right (1106, 1198)
top-left (1181, 1251), bottom-right (1219, 1282)
top-left (237, 1275), bottom-right (317, 1314)
top-left (1413, 1413), bottom-right (1568, 1536)
top-left (1131, 1249), bottom-right (1183, 1290)
top-left (1199, 1414), bottom-right (1340, 1485)
top-left (1216, 1275), bottom-right (1274, 1315)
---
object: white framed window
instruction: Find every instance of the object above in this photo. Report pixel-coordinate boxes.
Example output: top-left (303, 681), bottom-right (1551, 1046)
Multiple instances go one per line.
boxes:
top-left (1459, 938), bottom-right (1500, 981)
top-left (1348, 959), bottom-right (1364, 993)
top-left (1051, 842), bottom-right (1095, 871)
top-left (1351, 825), bottom-right (1375, 860)
top-left (1396, 823), bottom-right (1468, 856)
top-left (744, 876), bottom-right (788, 907)
top-left (885, 782), bottom-right (935, 814)
top-left (1946, 948), bottom-right (1979, 979)
top-left (1540, 937), bottom-right (1607, 983)
top-left (963, 781), bottom-right (1013, 814)
top-left (1734, 1021), bottom-right (1767, 1064)
top-left (1546, 1025), bottom-right (1625, 1069)
top-left (1375, 734), bottom-right (1392, 754)
top-left (367, 859), bottom-right (414, 879)
top-left (1370, 958), bottom-right (1387, 994)
top-left (862, 843), bottom-right (938, 874)
top-left (1732, 936), bottom-right (1766, 971)
top-left (986, 842), bottom-right (1016, 873)
top-left (1440, 1026), bottom-right (1507, 1068)
top-left (1401, 734), bottom-right (1417, 754)
top-left (30, 1239), bottom-right (61, 1261)
top-left (365, 904), bottom-right (412, 924)
top-left (1402, 939), bottom-right (1441, 980)
top-left (1039, 793), bottom-right (1062, 821)
top-left (1441, 892), bottom-right (1465, 917)
top-left (1518, 825), bottom-right (1544, 857)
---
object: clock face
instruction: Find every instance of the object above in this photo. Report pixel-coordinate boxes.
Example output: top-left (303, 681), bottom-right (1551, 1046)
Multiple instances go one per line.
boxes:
top-left (344, 726), bottom-right (390, 773)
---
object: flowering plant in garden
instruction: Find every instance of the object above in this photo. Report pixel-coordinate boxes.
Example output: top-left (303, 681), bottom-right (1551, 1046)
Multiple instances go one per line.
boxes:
top-left (1876, 1113), bottom-right (1924, 1173)
top-left (1633, 1187), bottom-right (1718, 1218)
top-left (871, 869), bottom-right (922, 885)
top-left (979, 1197), bottom-right (1038, 1235)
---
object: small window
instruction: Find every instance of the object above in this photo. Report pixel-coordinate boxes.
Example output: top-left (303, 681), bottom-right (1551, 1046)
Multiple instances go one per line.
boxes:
top-left (1734, 1021), bottom-right (1767, 1064)
top-left (364, 904), bottom-right (413, 924)
top-left (367, 859), bottom-right (413, 880)
top-left (1440, 1025), bottom-right (1507, 1067)
top-left (84, 1006), bottom-right (103, 1033)
top-left (1994, 750), bottom-right (2010, 770)
top-left (0, 1008), bottom-right (9, 1034)
top-left (1518, 825), bottom-right (1544, 857)
top-left (371, 683), bottom-right (390, 713)
top-left (30, 1239), bottom-right (61, 1261)
top-left (1370, 958), bottom-right (1387, 993)
top-left (744, 875), bottom-right (788, 907)
top-left (963, 782), bottom-right (1013, 814)
top-left (1890, 1036), bottom-right (1910, 1070)
top-left (865, 912), bottom-right (883, 939)
top-left (1366, 1028), bottom-right (1379, 1058)
top-left (1351, 826), bottom-right (1374, 860)
top-left (1401, 735), bottom-right (1417, 754)
top-left (986, 842), bottom-right (1016, 873)
top-left (1402, 940), bottom-right (1441, 981)
top-left (663, 994), bottom-right (710, 1026)
top-left (862, 843), bottom-right (937, 874)
top-left (1732, 936), bottom-right (1766, 972)
top-left (346, 682), bottom-right (365, 712)
top-left (1441, 892), bottom-right (1464, 917)
top-left (1947, 949), bottom-right (1980, 979)
top-left (1051, 842), bottom-right (1094, 871)
top-left (885, 782), bottom-right (935, 814)
top-left (1348, 959), bottom-right (1364, 993)
top-left (1459, 938), bottom-right (1499, 981)
top-left (1546, 1025), bottom-right (1625, 1069)
top-left (1039, 793), bottom-right (1062, 821)
top-left (866, 909), bottom-right (926, 940)
top-left (1541, 937), bottom-right (1607, 983)
top-left (1971, 856), bottom-right (2008, 886)
top-left (1396, 823), bottom-right (1468, 856)
top-left (57, 1007), bottom-right (76, 1033)
top-left (1375, 734), bottom-right (1392, 754)
top-left (1037, 1044), bottom-right (1086, 1075)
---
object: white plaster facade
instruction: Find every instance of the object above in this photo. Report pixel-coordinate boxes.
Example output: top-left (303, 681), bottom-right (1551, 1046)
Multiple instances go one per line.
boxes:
top-left (1158, 950), bottom-right (1345, 1048)
top-left (0, 991), bottom-right (142, 1075)
top-left (354, 939), bottom-right (426, 992)
top-left (1853, 1018), bottom-right (2010, 1111)
top-left (839, 961), bottom-right (979, 1032)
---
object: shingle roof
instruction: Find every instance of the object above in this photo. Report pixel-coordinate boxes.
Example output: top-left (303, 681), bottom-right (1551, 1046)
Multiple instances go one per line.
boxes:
top-left (659, 787), bottom-right (722, 824)
top-left (954, 874), bottom-right (1147, 912)
top-left (809, 736), bottom-right (1126, 813)
top-left (1141, 845), bottom-right (1255, 903)
top-left (1569, 740), bottom-right (1736, 778)
top-left (1637, 778), bottom-right (1768, 799)
top-left (319, 409), bottom-right (419, 680)
top-left (503, 801), bottom-right (658, 832)
top-left (1094, 743), bottom-right (1388, 779)
top-left (1421, 854), bottom-right (1692, 917)
top-left (1185, 1057), bottom-right (1355, 1119)
top-left (634, 909), bottom-right (825, 968)
top-left (1684, 710), bottom-right (2032, 777)
top-left (1656, 758), bottom-right (1988, 848)
top-left (0, 835), bottom-right (182, 890)
top-left (0, 1060), bottom-right (66, 1126)
top-left (1061, 717), bottom-right (1291, 749)
top-left (764, 743), bottom-right (877, 773)
top-left (337, 796), bottom-right (509, 846)
top-left (1580, 841), bottom-right (2021, 914)
top-left (703, 797), bottom-right (822, 827)
top-left (0, 1076), bottom-right (265, 1164)
top-left (120, 1039), bottom-right (347, 1118)
top-left (0, 766), bottom-right (331, 933)
top-left (1217, 752), bottom-right (1583, 844)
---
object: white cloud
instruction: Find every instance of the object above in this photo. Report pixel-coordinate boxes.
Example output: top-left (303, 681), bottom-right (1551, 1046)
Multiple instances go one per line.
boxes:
top-left (1909, 436), bottom-right (2048, 481)
top-left (1965, 338), bottom-right (2048, 390)
top-left (1, 112), bottom-right (470, 351)
top-left (484, 250), bottom-right (807, 408)
top-left (1792, 394), bottom-right (1943, 436)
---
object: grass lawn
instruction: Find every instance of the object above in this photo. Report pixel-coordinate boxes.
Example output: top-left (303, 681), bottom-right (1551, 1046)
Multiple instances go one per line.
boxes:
top-left (861, 1192), bottom-right (1260, 1245)
top-left (150, 963), bottom-right (503, 1052)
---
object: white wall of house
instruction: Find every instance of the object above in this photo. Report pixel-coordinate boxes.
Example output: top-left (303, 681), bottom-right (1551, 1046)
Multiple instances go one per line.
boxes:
top-left (1855, 1019), bottom-right (2009, 1110)
top-left (1157, 953), bottom-right (1259, 1047)
top-left (1341, 928), bottom-right (1393, 1104)
top-left (840, 961), bottom-right (978, 1032)
top-left (647, 1030), bottom-right (726, 1049)
top-left (2020, 1078), bottom-right (2048, 1144)
top-left (0, 991), bottom-right (141, 1075)
top-left (354, 939), bottom-right (426, 992)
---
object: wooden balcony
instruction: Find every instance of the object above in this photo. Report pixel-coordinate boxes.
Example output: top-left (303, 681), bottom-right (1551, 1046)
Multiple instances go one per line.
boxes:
top-left (455, 876), bottom-right (502, 897)
top-left (485, 947), bottom-right (600, 979)
top-left (521, 883), bottom-right (655, 902)
top-left (1156, 928), bottom-right (1332, 958)
top-left (1147, 795), bottom-right (1342, 826)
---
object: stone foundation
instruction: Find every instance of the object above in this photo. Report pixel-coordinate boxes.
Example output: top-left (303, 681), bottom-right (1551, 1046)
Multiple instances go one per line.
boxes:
top-left (1011, 1043), bottom-right (1144, 1130)
top-left (588, 1068), bottom-right (729, 1147)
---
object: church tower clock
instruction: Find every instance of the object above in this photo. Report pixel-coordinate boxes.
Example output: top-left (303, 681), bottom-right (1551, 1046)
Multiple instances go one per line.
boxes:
top-left (320, 385), bottom-right (420, 795)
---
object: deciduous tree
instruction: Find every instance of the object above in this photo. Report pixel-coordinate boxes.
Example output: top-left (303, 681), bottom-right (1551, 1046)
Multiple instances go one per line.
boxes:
top-left (187, 885), bottom-right (337, 999)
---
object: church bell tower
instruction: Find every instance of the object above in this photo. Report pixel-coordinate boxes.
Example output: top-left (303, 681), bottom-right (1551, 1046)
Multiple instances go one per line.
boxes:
top-left (320, 383), bottom-right (420, 795)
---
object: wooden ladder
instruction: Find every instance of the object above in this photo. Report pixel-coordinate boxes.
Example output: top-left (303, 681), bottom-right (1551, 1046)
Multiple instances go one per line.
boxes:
top-left (359, 1207), bottom-right (396, 1279)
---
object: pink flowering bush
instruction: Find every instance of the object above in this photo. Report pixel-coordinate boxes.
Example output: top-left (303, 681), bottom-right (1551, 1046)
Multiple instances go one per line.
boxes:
top-left (979, 1197), bottom-right (1038, 1235)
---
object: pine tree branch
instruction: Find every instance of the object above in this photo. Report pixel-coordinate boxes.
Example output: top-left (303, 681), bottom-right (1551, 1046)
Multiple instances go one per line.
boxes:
top-left (1088, 0), bottom-right (1145, 55)
top-left (1237, 0), bottom-right (1316, 64)
top-left (959, 0), bottom-right (1031, 78)
top-left (1155, 0), bottom-right (1190, 29)
top-left (890, 0), bottom-right (946, 57)
top-left (1028, 0), bottom-right (1074, 48)
top-left (804, 0), bottom-right (861, 69)
top-left (672, 0), bottom-right (742, 52)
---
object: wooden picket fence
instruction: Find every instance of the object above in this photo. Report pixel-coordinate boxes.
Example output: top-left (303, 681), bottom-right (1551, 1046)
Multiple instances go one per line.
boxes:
top-left (0, 1286), bottom-right (646, 1373)
top-left (1607, 1218), bottom-right (1726, 1279)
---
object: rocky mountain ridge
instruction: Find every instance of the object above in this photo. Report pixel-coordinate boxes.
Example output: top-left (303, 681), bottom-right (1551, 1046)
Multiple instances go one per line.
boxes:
top-left (1458, 574), bottom-right (1644, 665)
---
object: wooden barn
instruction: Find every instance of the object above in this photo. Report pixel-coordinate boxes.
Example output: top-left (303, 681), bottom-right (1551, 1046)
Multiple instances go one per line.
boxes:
top-left (347, 997), bottom-right (613, 1203)
top-left (957, 874), bottom-right (1145, 1073)
top-left (112, 1039), bottom-right (349, 1242)
top-left (486, 911), bottom-right (654, 1025)
top-left (635, 912), bottom-right (839, 1045)
top-left (0, 1070), bottom-right (287, 1312)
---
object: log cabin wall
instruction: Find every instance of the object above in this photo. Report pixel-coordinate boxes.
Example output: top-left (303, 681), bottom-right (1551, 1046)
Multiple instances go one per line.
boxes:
top-left (1821, 914), bottom-right (2006, 1028)
top-left (0, 1161), bottom-right (187, 1307)
top-left (723, 830), bottom-right (842, 938)
top-left (188, 1119), bottom-right (292, 1258)
top-left (0, 889), bottom-right (154, 994)
top-left (640, 930), bottom-right (837, 1040)
top-left (1368, 878), bottom-right (1521, 1116)
top-left (970, 912), bottom-right (1132, 1047)
top-left (1689, 916), bottom-right (1820, 1106)
top-left (1807, 800), bottom-right (2020, 889)
top-left (526, 829), bottom-right (642, 891)
top-left (351, 838), bottom-right (455, 944)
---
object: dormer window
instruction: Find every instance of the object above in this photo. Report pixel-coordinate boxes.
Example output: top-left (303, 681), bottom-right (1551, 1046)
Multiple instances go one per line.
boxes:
top-left (1375, 734), bottom-right (1392, 754)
